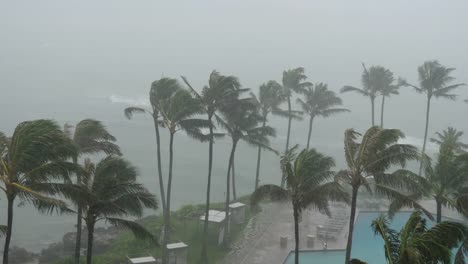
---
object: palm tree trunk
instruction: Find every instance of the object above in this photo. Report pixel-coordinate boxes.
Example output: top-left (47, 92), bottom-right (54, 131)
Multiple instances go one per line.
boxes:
top-left (293, 203), bottom-right (300, 264)
top-left (371, 97), bottom-right (375, 127)
top-left (255, 119), bottom-right (267, 190)
top-left (224, 140), bottom-right (238, 246)
top-left (232, 155), bottom-right (237, 201)
top-left (436, 198), bottom-right (442, 223)
top-left (345, 186), bottom-right (359, 264)
top-left (2, 196), bottom-right (14, 264)
top-left (201, 115), bottom-right (214, 263)
top-left (282, 96), bottom-right (292, 187)
top-left (163, 131), bottom-right (175, 264)
top-left (153, 115), bottom-right (167, 213)
top-left (419, 97), bottom-right (431, 175)
top-left (86, 220), bottom-right (95, 264)
top-left (306, 115), bottom-right (314, 149)
top-left (74, 171), bottom-right (82, 264)
top-left (153, 115), bottom-right (168, 263)
top-left (380, 96), bottom-right (385, 128)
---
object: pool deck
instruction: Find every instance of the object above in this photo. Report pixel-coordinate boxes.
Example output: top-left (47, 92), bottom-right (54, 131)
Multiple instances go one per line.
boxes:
top-left (220, 199), bottom-right (467, 264)
top-left (221, 202), bottom-right (350, 264)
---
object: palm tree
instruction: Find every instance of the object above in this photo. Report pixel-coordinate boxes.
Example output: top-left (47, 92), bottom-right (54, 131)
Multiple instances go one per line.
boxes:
top-left (0, 120), bottom-right (79, 264)
top-left (341, 63), bottom-right (394, 126)
top-left (430, 127), bottom-right (468, 154)
top-left (251, 146), bottom-right (348, 264)
top-left (78, 156), bottom-right (158, 264)
top-left (124, 78), bottom-right (181, 263)
top-left (65, 119), bottom-right (121, 264)
top-left (400, 60), bottom-right (465, 175)
top-left (280, 67), bottom-right (311, 187)
top-left (124, 78), bottom-right (180, 214)
top-left (337, 126), bottom-right (425, 264)
top-left (218, 96), bottom-right (276, 246)
top-left (377, 69), bottom-right (399, 128)
top-left (416, 142), bottom-right (468, 223)
top-left (181, 71), bottom-right (241, 263)
top-left (297, 82), bottom-right (349, 149)
top-left (251, 80), bottom-right (283, 190)
top-left (157, 81), bottom-right (209, 263)
top-left (371, 211), bottom-right (467, 264)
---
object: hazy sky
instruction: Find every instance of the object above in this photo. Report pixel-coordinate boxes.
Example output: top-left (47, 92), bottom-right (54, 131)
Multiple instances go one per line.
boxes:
top-left (1, 0), bottom-right (468, 138)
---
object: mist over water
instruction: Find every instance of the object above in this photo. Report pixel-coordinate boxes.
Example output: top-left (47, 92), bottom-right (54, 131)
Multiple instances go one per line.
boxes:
top-left (1, 0), bottom-right (468, 254)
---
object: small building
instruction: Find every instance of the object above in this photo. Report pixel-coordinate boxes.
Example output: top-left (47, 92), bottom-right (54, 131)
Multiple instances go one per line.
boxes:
top-left (229, 202), bottom-right (246, 224)
top-left (167, 242), bottom-right (188, 264)
top-left (127, 255), bottom-right (157, 264)
top-left (199, 209), bottom-right (230, 245)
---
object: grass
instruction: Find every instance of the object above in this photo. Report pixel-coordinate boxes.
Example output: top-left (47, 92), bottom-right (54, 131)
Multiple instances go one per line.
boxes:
top-left (55, 196), bottom-right (251, 264)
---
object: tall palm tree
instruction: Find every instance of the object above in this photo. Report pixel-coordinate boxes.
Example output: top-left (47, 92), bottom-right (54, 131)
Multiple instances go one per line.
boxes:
top-left (65, 119), bottom-right (121, 264)
top-left (251, 80), bottom-right (283, 190)
top-left (124, 78), bottom-right (181, 263)
top-left (78, 156), bottom-right (158, 264)
top-left (431, 127), bottom-right (468, 154)
top-left (371, 211), bottom-right (467, 264)
top-left (400, 60), bottom-right (465, 175)
top-left (297, 82), bottom-right (350, 149)
top-left (251, 146), bottom-right (349, 264)
top-left (377, 69), bottom-right (399, 128)
top-left (181, 71), bottom-right (241, 263)
top-left (125, 78), bottom-right (180, 214)
top-left (341, 64), bottom-right (387, 127)
top-left (0, 120), bottom-right (79, 264)
top-left (337, 126), bottom-right (424, 264)
top-left (218, 96), bottom-right (276, 246)
top-left (157, 81), bottom-right (208, 263)
top-left (280, 67), bottom-right (311, 187)
top-left (412, 142), bottom-right (468, 223)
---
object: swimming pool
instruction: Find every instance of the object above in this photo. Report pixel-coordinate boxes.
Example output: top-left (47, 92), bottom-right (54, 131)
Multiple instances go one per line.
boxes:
top-left (284, 211), bottom-right (464, 263)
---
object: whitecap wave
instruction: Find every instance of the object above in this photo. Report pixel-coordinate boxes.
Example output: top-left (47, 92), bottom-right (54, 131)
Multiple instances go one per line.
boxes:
top-left (109, 95), bottom-right (149, 107)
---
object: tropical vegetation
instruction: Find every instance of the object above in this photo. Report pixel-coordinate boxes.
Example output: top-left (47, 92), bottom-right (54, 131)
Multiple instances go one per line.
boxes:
top-left (251, 146), bottom-right (348, 264)
top-left (371, 210), bottom-right (467, 264)
top-left (400, 60), bottom-right (465, 174)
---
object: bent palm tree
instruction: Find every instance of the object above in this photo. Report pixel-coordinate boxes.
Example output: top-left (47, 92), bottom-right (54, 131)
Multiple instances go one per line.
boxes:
top-left (371, 211), bottom-right (467, 264)
top-left (431, 127), bottom-right (468, 154)
top-left (400, 60), bottom-right (465, 174)
top-left (251, 146), bottom-right (349, 264)
top-left (297, 82), bottom-right (349, 149)
top-left (341, 64), bottom-right (381, 126)
top-left (280, 68), bottom-right (310, 187)
top-left (65, 119), bottom-right (121, 264)
top-left (125, 78), bottom-right (181, 263)
top-left (251, 80), bottom-right (283, 190)
top-left (157, 82), bottom-right (208, 262)
top-left (218, 96), bottom-right (277, 246)
top-left (377, 69), bottom-right (399, 128)
top-left (124, 78), bottom-right (181, 214)
top-left (418, 143), bottom-right (468, 223)
top-left (0, 120), bottom-right (79, 264)
top-left (79, 156), bottom-right (158, 264)
top-left (181, 71), bottom-right (241, 263)
top-left (337, 126), bottom-right (424, 264)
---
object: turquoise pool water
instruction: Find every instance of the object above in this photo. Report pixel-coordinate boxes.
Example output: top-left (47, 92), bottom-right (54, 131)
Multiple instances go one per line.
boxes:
top-left (284, 211), bottom-right (464, 263)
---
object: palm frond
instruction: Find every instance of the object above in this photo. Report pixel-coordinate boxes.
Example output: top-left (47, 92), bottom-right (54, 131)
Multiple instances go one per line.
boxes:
top-left (250, 184), bottom-right (290, 210)
top-left (371, 214), bottom-right (400, 263)
top-left (106, 217), bottom-right (158, 244)
top-left (124, 107), bottom-right (148, 119)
